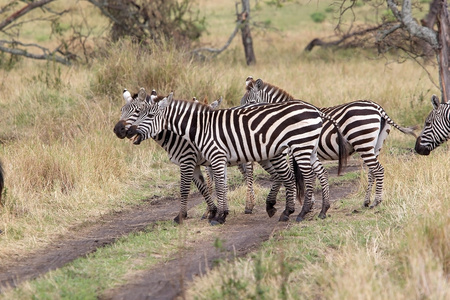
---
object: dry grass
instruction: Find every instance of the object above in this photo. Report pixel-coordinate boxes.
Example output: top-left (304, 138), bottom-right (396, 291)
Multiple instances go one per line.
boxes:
top-left (0, 0), bottom-right (448, 298)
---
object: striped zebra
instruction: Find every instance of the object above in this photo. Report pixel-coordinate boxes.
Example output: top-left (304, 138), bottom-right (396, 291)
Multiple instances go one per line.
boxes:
top-left (415, 95), bottom-right (450, 155)
top-left (114, 89), bottom-right (220, 223)
top-left (114, 89), bottom-right (282, 222)
top-left (241, 76), bottom-right (417, 208)
top-left (127, 88), bottom-right (348, 224)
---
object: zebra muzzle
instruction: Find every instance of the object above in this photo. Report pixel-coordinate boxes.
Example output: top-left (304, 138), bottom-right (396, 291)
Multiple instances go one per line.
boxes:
top-left (414, 137), bottom-right (431, 156)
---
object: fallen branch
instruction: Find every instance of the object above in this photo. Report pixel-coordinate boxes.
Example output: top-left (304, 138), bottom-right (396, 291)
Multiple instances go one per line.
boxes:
top-left (304, 24), bottom-right (386, 51)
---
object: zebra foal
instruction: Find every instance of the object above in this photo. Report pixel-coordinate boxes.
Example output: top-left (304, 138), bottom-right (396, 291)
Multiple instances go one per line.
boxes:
top-left (127, 88), bottom-right (334, 225)
top-left (242, 76), bottom-right (417, 208)
top-left (415, 94), bottom-right (450, 155)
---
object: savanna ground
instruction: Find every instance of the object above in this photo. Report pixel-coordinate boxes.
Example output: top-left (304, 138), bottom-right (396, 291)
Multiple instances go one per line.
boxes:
top-left (0, 0), bottom-right (449, 299)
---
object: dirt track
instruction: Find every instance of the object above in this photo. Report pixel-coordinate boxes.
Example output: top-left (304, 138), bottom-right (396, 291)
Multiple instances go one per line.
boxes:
top-left (0, 165), bottom-right (360, 298)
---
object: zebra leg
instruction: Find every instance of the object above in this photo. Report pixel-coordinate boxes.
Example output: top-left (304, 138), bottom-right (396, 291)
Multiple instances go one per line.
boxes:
top-left (267, 156), bottom-right (296, 222)
top-left (364, 169), bottom-right (375, 207)
top-left (238, 162), bottom-right (256, 214)
top-left (312, 158), bottom-right (330, 219)
top-left (369, 162), bottom-right (384, 208)
top-left (210, 160), bottom-right (229, 225)
top-left (258, 160), bottom-right (283, 218)
top-left (174, 163), bottom-right (196, 224)
top-left (192, 166), bottom-right (217, 220)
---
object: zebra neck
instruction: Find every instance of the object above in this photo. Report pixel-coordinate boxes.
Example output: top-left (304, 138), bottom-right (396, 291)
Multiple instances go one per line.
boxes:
top-left (163, 99), bottom-right (211, 147)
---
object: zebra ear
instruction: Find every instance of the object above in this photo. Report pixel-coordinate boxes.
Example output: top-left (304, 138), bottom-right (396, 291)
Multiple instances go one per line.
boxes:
top-left (431, 94), bottom-right (440, 109)
top-left (158, 92), bottom-right (173, 109)
top-left (255, 79), bottom-right (264, 90)
top-left (149, 89), bottom-right (157, 104)
top-left (245, 76), bottom-right (254, 86)
top-left (138, 88), bottom-right (147, 102)
top-left (123, 89), bottom-right (132, 103)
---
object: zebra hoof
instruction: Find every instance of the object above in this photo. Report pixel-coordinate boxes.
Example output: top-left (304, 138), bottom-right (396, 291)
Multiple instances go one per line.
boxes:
top-left (209, 220), bottom-right (221, 226)
top-left (364, 202), bottom-right (370, 207)
top-left (318, 212), bottom-right (327, 219)
top-left (266, 207), bottom-right (277, 218)
top-left (173, 212), bottom-right (187, 224)
top-left (278, 214), bottom-right (290, 222)
top-left (295, 215), bottom-right (304, 222)
top-left (244, 208), bottom-right (253, 214)
top-left (208, 208), bottom-right (218, 220)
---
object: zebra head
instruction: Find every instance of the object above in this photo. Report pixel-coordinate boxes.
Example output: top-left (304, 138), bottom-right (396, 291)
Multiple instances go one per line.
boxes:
top-left (240, 77), bottom-right (264, 105)
top-left (128, 88), bottom-right (173, 145)
top-left (113, 88), bottom-right (157, 139)
top-left (415, 95), bottom-right (450, 155)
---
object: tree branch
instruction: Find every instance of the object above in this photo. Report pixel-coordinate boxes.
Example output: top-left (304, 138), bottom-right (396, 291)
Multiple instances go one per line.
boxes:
top-left (0, 0), bottom-right (56, 31)
top-left (0, 41), bottom-right (71, 65)
top-left (386, 0), bottom-right (439, 48)
top-left (190, 19), bottom-right (242, 56)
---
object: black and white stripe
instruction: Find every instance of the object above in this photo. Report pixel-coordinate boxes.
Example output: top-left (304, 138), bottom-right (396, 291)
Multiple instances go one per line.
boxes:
top-left (114, 89), bottom-right (220, 223)
top-left (128, 88), bottom-right (345, 224)
top-left (415, 94), bottom-right (450, 155)
top-left (242, 77), bottom-right (417, 208)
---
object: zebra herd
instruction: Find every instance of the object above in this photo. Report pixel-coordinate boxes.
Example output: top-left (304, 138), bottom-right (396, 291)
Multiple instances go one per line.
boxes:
top-left (113, 77), bottom-right (450, 225)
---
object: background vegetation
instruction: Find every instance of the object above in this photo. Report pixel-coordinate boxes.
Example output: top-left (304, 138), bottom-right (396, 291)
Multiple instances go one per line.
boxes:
top-left (0, 0), bottom-right (448, 299)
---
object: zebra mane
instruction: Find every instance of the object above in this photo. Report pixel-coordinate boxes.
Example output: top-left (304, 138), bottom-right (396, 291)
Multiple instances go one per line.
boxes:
top-left (259, 79), bottom-right (295, 101)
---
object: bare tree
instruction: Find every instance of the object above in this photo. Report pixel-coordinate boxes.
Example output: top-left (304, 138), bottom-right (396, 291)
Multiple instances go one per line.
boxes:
top-left (385, 0), bottom-right (450, 102)
top-left (0, 0), bottom-right (79, 66)
top-left (305, 0), bottom-right (450, 102)
top-left (191, 0), bottom-right (257, 65)
top-left (239, 0), bottom-right (256, 65)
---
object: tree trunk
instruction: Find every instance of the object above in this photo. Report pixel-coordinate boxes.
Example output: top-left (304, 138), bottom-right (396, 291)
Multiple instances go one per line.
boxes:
top-left (436, 0), bottom-right (450, 102)
top-left (239, 0), bottom-right (256, 65)
top-left (421, 0), bottom-right (441, 57)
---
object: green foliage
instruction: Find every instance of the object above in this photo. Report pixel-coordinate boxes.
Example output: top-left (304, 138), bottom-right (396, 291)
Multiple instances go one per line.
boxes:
top-left (310, 12), bottom-right (326, 23)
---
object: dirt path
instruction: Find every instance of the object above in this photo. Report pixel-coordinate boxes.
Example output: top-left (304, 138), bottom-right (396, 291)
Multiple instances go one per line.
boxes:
top-left (0, 195), bottom-right (205, 292)
top-left (0, 163), bottom-right (361, 296)
top-left (100, 174), bottom-right (359, 300)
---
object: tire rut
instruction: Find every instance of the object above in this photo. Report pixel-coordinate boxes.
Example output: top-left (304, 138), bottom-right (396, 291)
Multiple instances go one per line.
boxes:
top-left (0, 163), bottom-right (361, 296)
top-left (0, 195), bottom-right (204, 292)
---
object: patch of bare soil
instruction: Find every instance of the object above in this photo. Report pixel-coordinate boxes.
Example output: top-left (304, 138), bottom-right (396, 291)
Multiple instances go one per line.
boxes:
top-left (0, 162), bottom-right (361, 298)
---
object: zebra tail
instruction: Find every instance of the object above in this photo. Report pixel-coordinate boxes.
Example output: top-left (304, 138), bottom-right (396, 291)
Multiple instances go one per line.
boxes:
top-left (291, 157), bottom-right (305, 205)
top-left (381, 108), bottom-right (419, 138)
top-left (336, 128), bottom-right (349, 176)
top-left (395, 124), bottom-right (419, 139)
top-left (0, 160), bottom-right (4, 206)
top-left (320, 112), bottom-right (349, 175)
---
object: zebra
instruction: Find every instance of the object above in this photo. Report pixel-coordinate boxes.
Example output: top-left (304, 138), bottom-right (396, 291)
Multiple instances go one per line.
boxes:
top-left (115, 89), bottom-right (282, 223)
top-left (241, 76), bottom-right (417, 208)
top-left (127, 88), bottom-right (348, 225)
top-left (114, 89), bottom-right (222, 223)
top-left (115, 90), bottom-right (306, 222)
top-left (415, 95), bottom-right (450, 155)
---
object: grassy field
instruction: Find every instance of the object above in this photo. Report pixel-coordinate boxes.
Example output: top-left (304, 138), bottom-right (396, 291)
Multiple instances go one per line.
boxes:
top-left (0, 0), bottom-right (448, 299)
